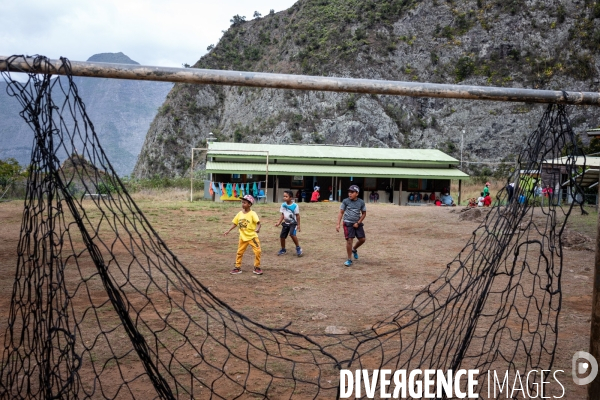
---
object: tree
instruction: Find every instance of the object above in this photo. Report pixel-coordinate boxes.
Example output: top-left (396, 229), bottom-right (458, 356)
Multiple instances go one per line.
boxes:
top-left (0, 158), bottom-right (22, 191)
top-left (182, 63), bottom-right (191, 68)
top-left (230, 14), bottom-right (246, 26)
top-left (253, 11), bottom-right (262, 18)
top-left (269, 9), bottom-right (275, 15)
top-left (206, 44), bottom-right (215, 51)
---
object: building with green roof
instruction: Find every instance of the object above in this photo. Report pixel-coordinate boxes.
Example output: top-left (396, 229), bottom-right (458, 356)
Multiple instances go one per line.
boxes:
top-left (205, 142), bottom-right (468, 204)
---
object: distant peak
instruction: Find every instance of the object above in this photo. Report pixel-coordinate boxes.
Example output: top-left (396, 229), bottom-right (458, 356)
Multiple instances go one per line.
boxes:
top-left (87, 52), bottom-right (140, 65)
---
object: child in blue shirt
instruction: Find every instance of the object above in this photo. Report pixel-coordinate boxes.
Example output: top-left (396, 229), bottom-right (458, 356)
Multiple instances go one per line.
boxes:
top-left (274, 190), bottom-right (303, 256)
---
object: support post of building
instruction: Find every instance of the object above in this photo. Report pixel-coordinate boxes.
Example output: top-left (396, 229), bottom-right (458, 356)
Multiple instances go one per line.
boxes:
top-left (399, 180), bottom-right (403, 206)
top-left (265, 153), bottom-right (269, 203)
top-left (334, 177), bottom-right (337, 201)
top-left (458, 179), bottom-right (463, 206)
top-left (331, 176), bottom-right (334, 201)
top-left (190, 149), bottom-right (194, 202)
top-left (274, 176), bottom-right (279, 203)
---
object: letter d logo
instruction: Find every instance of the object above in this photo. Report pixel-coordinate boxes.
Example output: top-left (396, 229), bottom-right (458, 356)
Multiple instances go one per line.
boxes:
top-left (572, 351), bottom-right (598, 385)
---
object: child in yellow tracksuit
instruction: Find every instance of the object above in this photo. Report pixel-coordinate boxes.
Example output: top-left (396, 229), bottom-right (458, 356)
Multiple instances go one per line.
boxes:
top-left (223, 195), bottom-right (263, 275)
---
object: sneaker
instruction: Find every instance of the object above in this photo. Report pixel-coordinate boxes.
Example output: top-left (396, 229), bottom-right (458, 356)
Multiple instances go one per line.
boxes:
top-left (352, 249), bottom-right (359, 260)
top-left (230, 268), bottom-right (242, 275)
top-left (253, 267), bottom-right (263, 275)
top-left (277, 249), bottom-right (287, 256)
top-left (296, 246), bottom-right (303, 257)
top-left (344, 259), bottom-right (353, 267)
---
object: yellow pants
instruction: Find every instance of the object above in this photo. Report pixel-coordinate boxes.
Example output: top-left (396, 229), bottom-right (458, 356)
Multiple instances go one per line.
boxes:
top-left (235, 237), bottom-right (261, 268)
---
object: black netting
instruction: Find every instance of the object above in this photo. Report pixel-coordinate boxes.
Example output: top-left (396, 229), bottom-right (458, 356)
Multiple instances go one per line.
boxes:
top-left (0, 55), bottom-right (587, 399)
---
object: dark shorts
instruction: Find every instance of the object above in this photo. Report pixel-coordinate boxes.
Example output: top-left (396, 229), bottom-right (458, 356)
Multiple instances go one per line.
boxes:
top-left (280, 223), bottom-right (298, 239)
top-left (343, 222), bottom-right (365, 240)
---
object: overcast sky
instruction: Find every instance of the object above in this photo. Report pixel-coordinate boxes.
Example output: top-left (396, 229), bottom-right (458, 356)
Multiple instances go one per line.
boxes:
top-left (0, 0), bottom-right (297, 67)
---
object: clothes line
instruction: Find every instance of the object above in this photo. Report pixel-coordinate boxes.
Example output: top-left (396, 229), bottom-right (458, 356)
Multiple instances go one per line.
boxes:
top-left (208, 181), bottom-right (265, 199)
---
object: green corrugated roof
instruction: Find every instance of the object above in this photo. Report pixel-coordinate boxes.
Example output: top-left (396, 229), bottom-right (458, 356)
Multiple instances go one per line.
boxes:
top-left (206, 161), bottom-right (469, 179)
top-left (207, 142), bottom-right (458, 164)
top-left (544, 156), bottom-right (600, 168)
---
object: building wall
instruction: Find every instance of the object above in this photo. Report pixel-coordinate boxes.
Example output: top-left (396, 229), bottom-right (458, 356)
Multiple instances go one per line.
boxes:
top-left (210, 173), bottom-right (455, 205)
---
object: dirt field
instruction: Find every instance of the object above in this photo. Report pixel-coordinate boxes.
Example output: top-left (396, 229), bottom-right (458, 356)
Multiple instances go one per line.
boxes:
top-left (0, 191), bottom-right (596, 398)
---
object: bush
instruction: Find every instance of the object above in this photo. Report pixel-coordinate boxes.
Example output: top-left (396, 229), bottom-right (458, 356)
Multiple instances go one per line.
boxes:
top-left (0, 158), bottom-right (22, 191)
top-left (455, 56), bottom-right (475, 82)
top-left (230, 15), bottom-right (246, 26)
top-left (594, 2), bottom-right (600, 18)
top-left (311, 132), bottom-right (325, 144)
top-left (243, 46), bottom-right (262, 61)
top-left (557, 4), bottom-right (566, 23)
top-left (97, 181), bottom-right (117, 195)
top-left (158, 104), bottom-right (172, 116)
top-left (347, 95), bottom-right (357, 110)
top-left (234, 129), bottom-right (244, 143)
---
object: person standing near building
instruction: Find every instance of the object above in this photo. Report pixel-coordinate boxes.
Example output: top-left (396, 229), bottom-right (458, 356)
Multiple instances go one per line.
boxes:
top-left (311, 186), bottom-right (320, 202)
top-left (506, 182), bottom-right (515, 203)
top-left (483, 182), bottom-right (491, 197)
top-left (336, 185), bottom-right (367, 267)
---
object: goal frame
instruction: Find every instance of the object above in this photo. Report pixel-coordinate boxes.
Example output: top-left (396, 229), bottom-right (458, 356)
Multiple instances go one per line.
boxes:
top-left (190, 147), bottom-right (269, 202)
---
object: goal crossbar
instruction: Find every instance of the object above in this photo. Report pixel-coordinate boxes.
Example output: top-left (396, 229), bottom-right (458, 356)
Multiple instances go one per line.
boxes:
top-left (1, 55), bottom-right (599, 106)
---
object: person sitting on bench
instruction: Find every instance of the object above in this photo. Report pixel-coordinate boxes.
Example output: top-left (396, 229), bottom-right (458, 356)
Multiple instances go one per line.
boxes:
top-left (440, 192), bottom-right (455, 206)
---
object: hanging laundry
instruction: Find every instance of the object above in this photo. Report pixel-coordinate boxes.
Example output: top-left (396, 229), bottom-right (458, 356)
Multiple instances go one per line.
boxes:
top-left (209, 181), bottom-right (214, 196)
top-left (218, 182), bottom-right (224, 196)
top-left (258, 181), bottom-right (262, 193)
top-left (213, 182), bottom-right (220, 196)
top-left (246, 182), bottom-right (250, 196)
top-left (252, 182), bottom-right (258, 197)
top-left (233, 183), bottom-right (238, 198)
top-left (226, 183), bottom-right (233, 197)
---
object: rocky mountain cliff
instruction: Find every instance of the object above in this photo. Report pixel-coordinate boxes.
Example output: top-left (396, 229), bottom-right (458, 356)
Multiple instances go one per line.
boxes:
top-left (0, 52), bottom-right (172, 176)
top-left (133, 0), bottom-right (600, 178)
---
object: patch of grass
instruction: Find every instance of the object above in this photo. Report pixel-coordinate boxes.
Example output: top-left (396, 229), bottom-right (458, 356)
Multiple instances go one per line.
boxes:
top-left (566, 208), bottom-right (598, 239)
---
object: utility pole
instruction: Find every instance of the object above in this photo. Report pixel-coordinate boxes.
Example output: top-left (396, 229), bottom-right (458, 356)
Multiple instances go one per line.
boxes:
top-left (461, 130), bottom-right (465, 169)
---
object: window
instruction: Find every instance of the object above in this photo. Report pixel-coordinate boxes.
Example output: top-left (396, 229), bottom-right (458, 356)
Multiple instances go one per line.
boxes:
top-left (408, 179), bottom-right (420, 190)
top-left (291, 176), bottom-right (304, 188)
top-left (231, 174), bottom-right (242, 182)
top-left (407, 179), bottom-right (431, 191)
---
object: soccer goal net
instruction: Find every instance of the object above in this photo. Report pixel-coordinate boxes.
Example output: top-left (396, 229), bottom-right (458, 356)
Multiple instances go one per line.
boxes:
top-left (0, 55), bottom-right (587, 399)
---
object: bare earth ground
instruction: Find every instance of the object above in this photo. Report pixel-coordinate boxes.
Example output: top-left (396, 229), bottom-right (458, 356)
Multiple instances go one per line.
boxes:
top-left (0, 193), bottom-right (596, 398)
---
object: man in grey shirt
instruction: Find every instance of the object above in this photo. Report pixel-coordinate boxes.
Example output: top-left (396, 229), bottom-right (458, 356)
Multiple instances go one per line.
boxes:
top-left (336, 185), bottom-right (367, 267)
